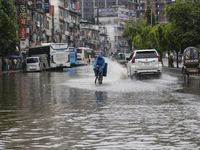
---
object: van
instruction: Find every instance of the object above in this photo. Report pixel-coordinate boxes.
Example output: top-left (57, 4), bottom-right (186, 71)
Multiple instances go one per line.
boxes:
top-left (26, 57), bottom-right (43, 72)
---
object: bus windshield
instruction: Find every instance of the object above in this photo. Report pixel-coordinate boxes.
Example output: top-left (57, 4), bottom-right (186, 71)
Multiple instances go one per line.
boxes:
top-left (69, 48), bottom-right (75, 52)
top-left (51, 44), bottom-right (68, 50)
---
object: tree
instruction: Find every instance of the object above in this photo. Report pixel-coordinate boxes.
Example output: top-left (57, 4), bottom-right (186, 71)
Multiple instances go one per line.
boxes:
top-left (144, 6), bottom-right (156, 26)
top-left (123, 18), bottom-right (146, 51)
top-left (165, 1), bottom-right (200, 67)
top-left (0, 0), bottom-right (18, 57)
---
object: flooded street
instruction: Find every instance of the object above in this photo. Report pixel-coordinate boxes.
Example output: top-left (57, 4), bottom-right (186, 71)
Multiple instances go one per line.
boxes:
top-left (1, 58), bottom-right (200, 149)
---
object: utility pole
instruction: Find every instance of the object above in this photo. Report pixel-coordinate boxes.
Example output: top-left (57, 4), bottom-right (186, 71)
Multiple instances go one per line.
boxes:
top-left (151, 1), bottom-right (152, 27)
top-left (51, 10), bottom-right (54, 43)
top-left (97, 7), bottom-right (99, 25)
top-left (93, 0), bottom-right (95, 18)
top-left (82, 0), bottom-right (84, 19)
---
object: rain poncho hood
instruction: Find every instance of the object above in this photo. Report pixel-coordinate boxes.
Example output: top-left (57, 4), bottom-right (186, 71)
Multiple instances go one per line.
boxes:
top-left (98, 54), bottom-right (103, 59)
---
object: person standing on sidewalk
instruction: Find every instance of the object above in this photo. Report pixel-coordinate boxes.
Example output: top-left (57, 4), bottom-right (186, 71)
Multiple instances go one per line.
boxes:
top-left (13, 58), bottom-right (17, 70)
top-left (8, 58), bottom-right (12, 71)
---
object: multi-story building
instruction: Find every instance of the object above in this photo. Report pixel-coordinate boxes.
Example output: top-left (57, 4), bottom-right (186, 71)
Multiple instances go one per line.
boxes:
top-left (67, 0), bottom-right (81, 47)
top-left (49, 0), bottom-right (81, 46)
top-left (80, 20), bottom-right (100, 50)
top-left (80, 0), bottom-right (173, 24)
top-left (94, 6), bottom-right (136, 53)
top-left (14, 0), bottom-right (48, 56)
top-left (128, 0), bottom-right (173, 24)
top-left (15, 0), bottom-right (81, 57)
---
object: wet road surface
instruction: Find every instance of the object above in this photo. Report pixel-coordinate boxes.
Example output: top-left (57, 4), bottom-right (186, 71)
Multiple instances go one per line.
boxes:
top-left (0, 58), bottom-right (200, 149)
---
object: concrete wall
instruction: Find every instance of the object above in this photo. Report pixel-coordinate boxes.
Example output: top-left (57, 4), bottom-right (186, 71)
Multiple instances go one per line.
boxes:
top-left (163, 67), bottom-right (182, 75)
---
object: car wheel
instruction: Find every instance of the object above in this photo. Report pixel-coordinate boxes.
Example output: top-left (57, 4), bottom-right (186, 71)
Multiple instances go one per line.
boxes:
top-left (131, 74), bottom-right (137, 80)
top-left (127, 68), bottom-right (130, 77)
top-left (157, 72), bottom-right (162, 79)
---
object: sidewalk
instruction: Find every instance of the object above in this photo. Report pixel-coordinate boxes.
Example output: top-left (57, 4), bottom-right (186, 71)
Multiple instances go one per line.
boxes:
top-left (0, 69), bottom-right (23, 75)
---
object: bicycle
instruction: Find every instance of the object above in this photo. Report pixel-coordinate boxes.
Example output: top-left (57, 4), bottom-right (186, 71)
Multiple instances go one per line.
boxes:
top-left (94, 65), bottom-right (103, 85)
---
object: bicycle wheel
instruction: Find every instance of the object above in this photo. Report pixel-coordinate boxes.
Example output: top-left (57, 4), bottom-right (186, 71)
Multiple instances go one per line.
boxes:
top-left (95, 76), bottom-right (98, 84)
top-left (98, 76), bottom-right (102, 85)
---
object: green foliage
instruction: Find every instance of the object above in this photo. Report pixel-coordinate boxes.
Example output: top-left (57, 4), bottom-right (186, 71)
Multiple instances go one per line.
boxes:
top-left (122, 0), bottom-right (200, 68)
top-left (165, 1), bottom-right (200, 49)
top-left (144, 6), bottom-right (156, 26)
top-left (0, 0), bottom-right (18, 57)
top-left (123, 18), bottom-right (146, 51)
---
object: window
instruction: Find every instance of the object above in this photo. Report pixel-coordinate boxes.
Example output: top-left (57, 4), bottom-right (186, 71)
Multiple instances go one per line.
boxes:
top-left (135, 51), bottom-right (157, 59)
top-left (60, 24), bottom-right (63, 31)
top-left (60, 10), bottom-right (63, 17)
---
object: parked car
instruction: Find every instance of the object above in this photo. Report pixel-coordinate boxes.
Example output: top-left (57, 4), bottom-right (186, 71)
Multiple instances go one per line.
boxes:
top-left (126, 49), bottom-right (162, 79)
top-left (26, 57), bottom-right (43, 72)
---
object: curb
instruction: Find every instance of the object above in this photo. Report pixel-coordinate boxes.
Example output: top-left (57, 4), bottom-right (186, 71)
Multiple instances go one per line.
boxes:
top-left (163, 66), bottom-right (200, 79)
top-left (0, 70), bottom-right (23, 75)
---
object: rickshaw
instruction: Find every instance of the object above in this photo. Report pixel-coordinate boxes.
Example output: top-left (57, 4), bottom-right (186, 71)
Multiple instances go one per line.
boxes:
top-left (182, 47), bottom-right (200, 77)
top-left (116, 53), bottom-right (126, 65)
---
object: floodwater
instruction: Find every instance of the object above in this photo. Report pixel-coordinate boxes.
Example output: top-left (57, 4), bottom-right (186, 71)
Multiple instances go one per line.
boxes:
top-left (0, 58), bottom-right (200, 149)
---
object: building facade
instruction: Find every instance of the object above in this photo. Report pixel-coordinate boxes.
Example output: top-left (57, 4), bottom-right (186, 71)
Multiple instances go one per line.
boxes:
top-left (15, 0), bottom-right (81, 57)
top-left (80, 0), bottom-right (173, 24)
top-left (94, 6), bottom-right (136, 53)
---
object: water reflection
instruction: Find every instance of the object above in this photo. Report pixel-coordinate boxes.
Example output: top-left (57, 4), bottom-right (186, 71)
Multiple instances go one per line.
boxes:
top-left (1, 63), bottom-right (200, 149)
top-left (177, 75), bottom-right (200, 96)
top-left (95, 91), bottom-right (107, 102)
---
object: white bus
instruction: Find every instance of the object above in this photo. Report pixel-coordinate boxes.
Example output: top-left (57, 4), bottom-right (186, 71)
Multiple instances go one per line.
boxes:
top-left (86, 49), bottom-right (95, 65)
top-left (28, 43), bottom-right (70, 69)
top-left (76, 47), bottom-right (89, 65)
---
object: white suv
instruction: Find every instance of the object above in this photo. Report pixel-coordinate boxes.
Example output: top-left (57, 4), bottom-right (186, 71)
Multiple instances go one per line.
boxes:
top-left (127, 49), bottom-right (162, 79)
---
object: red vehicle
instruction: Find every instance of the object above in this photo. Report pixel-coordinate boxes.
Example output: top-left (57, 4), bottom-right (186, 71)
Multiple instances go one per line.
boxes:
top-left (94, 50), bottom-right (103, 59)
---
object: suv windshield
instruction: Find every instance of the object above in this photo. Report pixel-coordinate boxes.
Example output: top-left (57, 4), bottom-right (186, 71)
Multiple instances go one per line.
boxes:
top-left (27, 58), bottom-right (39, 63)
top-left (135, 51), bottom-right (157, 59)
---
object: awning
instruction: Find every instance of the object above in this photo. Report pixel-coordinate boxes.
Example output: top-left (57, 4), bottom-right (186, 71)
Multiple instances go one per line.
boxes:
top-left (10, 55), bottom-right (23, 59)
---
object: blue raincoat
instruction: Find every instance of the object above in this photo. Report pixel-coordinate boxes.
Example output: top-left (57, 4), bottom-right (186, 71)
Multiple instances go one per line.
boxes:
top-left (93, 54), bottom-right (105, 77)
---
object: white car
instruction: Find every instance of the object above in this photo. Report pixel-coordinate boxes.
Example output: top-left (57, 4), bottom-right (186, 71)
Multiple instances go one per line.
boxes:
top-left (26, 57), bottom-right (43, 72)
top-left (126, 49), bottom-right (162, 79)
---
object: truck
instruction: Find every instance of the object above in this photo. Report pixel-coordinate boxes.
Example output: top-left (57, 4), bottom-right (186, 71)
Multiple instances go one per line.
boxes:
top-left (182, 47), bottom-right (200, 77)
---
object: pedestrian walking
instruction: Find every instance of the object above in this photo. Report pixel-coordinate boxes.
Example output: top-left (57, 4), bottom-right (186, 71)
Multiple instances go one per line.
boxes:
top-left (23, 57), bottom-right (26, 70)
top-left (13, 58), bottom-right (17, 70)
top-left (9, 58), bottom-right (12, 71)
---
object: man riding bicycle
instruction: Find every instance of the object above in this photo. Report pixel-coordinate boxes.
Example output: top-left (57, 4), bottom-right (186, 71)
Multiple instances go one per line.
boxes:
top-left (93, 54), bottom-right (105, 78)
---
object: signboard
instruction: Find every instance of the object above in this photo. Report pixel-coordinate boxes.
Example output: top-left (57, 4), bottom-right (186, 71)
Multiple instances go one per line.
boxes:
top-left (45, 0), bottom-right (49, 13)
top-left (72, 3), bottom-right (76, 9)
top-left (69, 22), bottom-right (73, 28)
top-left (36, 0), bottom-right (42, 8)
top-left (50, 5), bottom-right (54, 15)
top-left (19, 5), bottom-right (27, 25)
top-left (20, 40), bottom-right (26, 49)
top-left (64, 0), bottom-right (68, 8)
top-left (68, 2), bottom-right (71, 10)
top-left (76, 1), bottom-right (80, 10)
top-left (101, 9), bottom-right (113, 13)
top-left (75, 39), bottom-right (79, 44)
top-left (20, 28), bottom-right (26, 40)
top-left (59, 1), bottom-right (64, 8)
